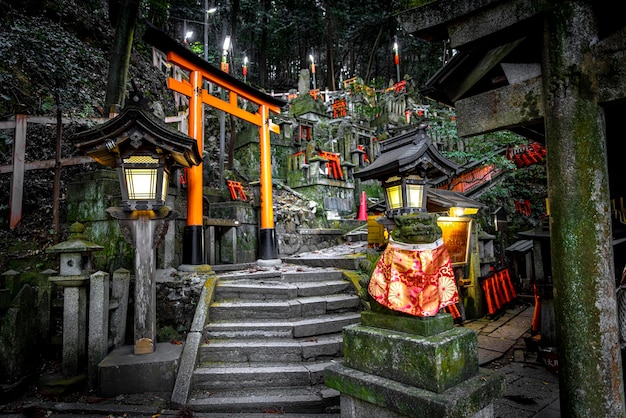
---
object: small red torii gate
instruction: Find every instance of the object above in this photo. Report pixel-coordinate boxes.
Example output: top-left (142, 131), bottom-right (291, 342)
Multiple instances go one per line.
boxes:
top-left (144, 23), bottom-right (286, 264)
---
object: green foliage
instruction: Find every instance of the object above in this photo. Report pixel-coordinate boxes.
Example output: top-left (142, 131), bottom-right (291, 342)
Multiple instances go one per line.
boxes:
top-left (0, 10), bottom-right (108, 116)
top-left (163, 0), bottom-right (446, 92)
top-left (475, 163), bottom-right (548, 241)
top-left (143, 0), bottom-right (170, 27)
top-left (156, 325), bottom-right (181, 343)
top-left (424, 103), bottom-right (546, 247)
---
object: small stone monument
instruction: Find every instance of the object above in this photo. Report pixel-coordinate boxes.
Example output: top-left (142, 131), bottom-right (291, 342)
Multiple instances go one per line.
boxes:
top-left (46, 222), bottom-right (103, 376)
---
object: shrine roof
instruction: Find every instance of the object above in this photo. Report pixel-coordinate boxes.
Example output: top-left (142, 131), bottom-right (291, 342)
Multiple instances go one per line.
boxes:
top-left (353, 125), bottom-right (459, 181)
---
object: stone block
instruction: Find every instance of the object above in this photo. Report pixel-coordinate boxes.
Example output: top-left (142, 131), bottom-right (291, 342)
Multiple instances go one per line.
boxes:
top-left (360, 311), bottom-right (453, 337)
top-left (209, 202), bottom-right (256, 224)
top-left (97, 342), bottom-right (182, 397)
top-left (325, 363), bottom-right (504, 418)
top-left (66, 170), bottom-right (121, 222)
top-left (342, 324), bottom-right (479, 393)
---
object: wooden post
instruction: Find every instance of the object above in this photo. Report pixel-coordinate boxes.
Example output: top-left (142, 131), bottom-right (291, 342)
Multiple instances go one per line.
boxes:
top-left (258, 104), bottom-right (277, 260)
top-left (182, 70), bottom-right (206, 265)
top-left (10, 115), bottom-right (26, 229)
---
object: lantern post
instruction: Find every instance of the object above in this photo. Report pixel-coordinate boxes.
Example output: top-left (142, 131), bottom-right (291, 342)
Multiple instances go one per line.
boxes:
top-left (75, 91), bottom-right (202, 354)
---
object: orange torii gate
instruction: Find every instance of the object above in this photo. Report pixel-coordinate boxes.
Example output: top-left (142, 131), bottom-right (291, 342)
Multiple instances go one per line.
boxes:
top-left (144, 23), bottom-right (286, 264)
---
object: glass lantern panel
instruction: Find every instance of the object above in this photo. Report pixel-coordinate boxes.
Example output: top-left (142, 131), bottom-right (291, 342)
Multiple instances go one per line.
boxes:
top-left (125, 168), bottom-right (157, 200)
top-left (406, 184), bottom-right (424, 208)
top-left (122, 155), bottom-right (159, 200)
top-left (386, 185), bottom-right (403, 209)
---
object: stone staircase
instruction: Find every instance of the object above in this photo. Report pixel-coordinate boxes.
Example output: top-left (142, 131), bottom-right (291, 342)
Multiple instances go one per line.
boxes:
top-left (184, 265), bottom-right (362, 414)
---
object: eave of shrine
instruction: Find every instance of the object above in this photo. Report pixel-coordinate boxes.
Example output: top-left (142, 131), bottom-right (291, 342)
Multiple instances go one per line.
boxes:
top-left (399, 1), bottom-right (626, 141)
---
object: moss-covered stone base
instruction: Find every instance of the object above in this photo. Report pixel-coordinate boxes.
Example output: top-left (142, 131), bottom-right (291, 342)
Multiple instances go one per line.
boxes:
top-left (327, 310), bottom-right (504, 417)
top-left (342, 322), bottom-right (479, 393)
top-left (325, 363), bottom-right (504, 418)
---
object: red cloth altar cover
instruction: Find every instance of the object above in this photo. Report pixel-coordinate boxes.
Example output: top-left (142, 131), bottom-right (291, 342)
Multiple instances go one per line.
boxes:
top-left (368, 238), bottom-right (459, 317)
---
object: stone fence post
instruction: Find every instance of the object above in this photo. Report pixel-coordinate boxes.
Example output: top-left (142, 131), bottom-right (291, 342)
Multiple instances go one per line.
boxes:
top-left (88, 271), bottom-right (110, 389)
top-left (109, 268), bottom-right (130, 348)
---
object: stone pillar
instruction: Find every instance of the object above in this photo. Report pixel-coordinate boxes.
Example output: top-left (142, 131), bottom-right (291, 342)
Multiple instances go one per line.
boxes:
top-left (109, 268), bottom-right (130, 348)
top-left (159, 193), bottom-right (178, 269)
top-left (58, 283), bottom-right (88, 376)
top-left (38, 269), bottom-right (56, 345)
top-left (88, 270), bottom-right (109, 388)
top-left (541, 2), bottom-right (624, 415)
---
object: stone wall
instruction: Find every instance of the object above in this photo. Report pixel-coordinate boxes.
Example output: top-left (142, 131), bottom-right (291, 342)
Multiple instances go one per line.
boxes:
top-left (66, 170), bottom-right (133, 273)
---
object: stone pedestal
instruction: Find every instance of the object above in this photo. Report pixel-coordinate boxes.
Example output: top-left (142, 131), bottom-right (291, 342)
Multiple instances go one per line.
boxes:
top-left (325, 311), bottom-right (504, 417)
top-left (46, 222), bottom-right (103, 377)
top-left (97, 342), bottom-right (182, 397)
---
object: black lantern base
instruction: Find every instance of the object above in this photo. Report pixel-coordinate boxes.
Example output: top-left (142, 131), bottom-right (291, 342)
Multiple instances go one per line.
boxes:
top-left (258, 228), bottom-right (278, 260)
top-left (183, 225), bottom-right (205, 265)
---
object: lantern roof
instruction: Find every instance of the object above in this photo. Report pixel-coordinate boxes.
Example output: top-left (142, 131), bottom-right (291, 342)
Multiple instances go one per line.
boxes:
top-left (73, 96), bottom-right (202, 169)
top-left (353, 124), bottom-right (459, 181)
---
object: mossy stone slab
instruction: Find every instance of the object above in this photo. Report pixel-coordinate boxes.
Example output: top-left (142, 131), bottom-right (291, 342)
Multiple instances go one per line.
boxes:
top-left (360, 310), bottom-right (454, 336)
top-left (342, 323), bottom-right (479, 393)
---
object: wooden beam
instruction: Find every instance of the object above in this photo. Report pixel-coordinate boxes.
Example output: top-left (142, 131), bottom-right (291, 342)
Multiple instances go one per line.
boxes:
top-left (0, 156), bottom-right (94, 174)
top-left (455, 76), bottom-right (544, 138)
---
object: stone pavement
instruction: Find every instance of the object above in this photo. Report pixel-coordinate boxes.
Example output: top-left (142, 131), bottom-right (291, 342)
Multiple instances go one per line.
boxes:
top-left (470, 304), bottom-right (561, 418)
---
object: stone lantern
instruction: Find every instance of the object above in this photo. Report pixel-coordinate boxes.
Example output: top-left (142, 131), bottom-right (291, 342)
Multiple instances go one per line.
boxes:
top-left (326, 125), bottom-right (504, 417)
top-left (46, 222), bottom-right (103, 376)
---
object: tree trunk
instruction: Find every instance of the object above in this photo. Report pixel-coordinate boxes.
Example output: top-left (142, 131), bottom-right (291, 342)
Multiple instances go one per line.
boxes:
top-left (258, 0), bottom-right (270, 86)
top-left (104, 0), bottom-right (141, 115)
top-left (324, 3), bottom-right (336, 90)
top-left (541, 1), bottom-right (625, 416)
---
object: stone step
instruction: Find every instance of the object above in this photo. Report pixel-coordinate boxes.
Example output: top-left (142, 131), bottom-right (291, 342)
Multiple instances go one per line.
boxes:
top-left (209, 294), bottom-right (361, 320)
top-left (282, 256), bottom-right (364, 271)
top-left (216, 268), bottom-right (345, 283)
top-left (198, 334), bottom-right (343, 364)
top-left (185, 385), bottom-right (340, 414)
top-left (204, 312), bottom-right (362, 339)
top-left (215, 279), bottom-right (352, 300)
top-left (185, 264), bottom-right (362, 414)
top-left (192, 361), bottom-right (335, 390)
